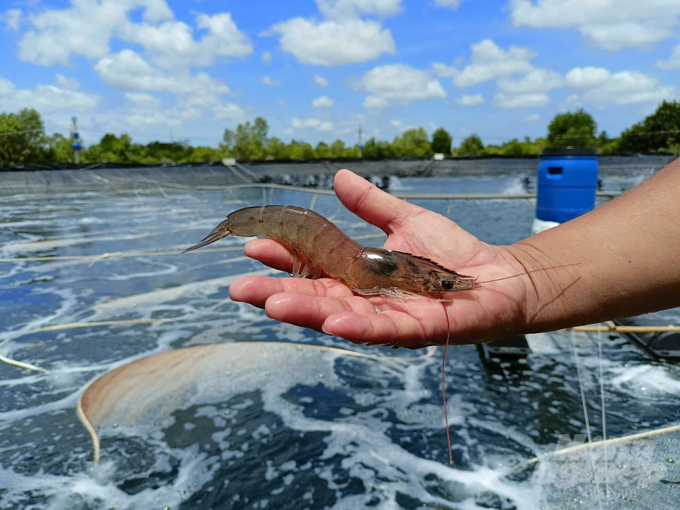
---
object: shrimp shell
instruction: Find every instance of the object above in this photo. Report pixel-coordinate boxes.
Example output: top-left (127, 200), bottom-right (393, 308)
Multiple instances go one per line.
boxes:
top-left (184, 205), bottom-right (478, 298)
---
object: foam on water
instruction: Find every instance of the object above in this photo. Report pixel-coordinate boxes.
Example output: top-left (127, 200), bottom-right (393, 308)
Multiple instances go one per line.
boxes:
top-left (1, 175), bottom-right (678, 509)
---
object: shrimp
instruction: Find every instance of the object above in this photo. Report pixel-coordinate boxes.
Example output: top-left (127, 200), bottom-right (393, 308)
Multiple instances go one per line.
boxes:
top-left (184, 205), bottom-right (575, 466)
top-left (183, 205), bottom-right (480, 299)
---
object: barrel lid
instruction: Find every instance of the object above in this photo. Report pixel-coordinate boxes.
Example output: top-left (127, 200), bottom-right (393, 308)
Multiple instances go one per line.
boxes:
top-left (540, 147), bottom-right (597, 156)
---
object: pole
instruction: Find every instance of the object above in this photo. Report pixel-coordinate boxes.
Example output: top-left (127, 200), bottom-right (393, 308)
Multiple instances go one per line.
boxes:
top-left (358, 125), bottom-right (362, 158)
top-left (71, 117), bottom-right (80, 164)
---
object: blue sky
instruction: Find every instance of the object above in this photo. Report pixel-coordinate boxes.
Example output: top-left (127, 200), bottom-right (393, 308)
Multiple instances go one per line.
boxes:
top-left (1, 0), bottom-right (679, 148)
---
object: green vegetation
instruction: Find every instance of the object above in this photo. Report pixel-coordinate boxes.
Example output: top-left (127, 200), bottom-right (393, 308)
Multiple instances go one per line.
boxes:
top-left (1, 102), bottom-right (680, 166)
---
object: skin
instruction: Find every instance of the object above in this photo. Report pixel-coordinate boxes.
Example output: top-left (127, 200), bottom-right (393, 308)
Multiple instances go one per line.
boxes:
top-left (229, 162), bottom-right (680, 348)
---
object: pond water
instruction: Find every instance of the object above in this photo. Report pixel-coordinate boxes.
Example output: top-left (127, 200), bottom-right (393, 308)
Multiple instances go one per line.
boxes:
top-left (0, 171), bottom-right (678, 509)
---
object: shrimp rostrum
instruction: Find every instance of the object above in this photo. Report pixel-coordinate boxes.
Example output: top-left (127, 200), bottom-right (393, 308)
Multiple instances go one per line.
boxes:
top-left (184, 205), bottom-right (480, 300)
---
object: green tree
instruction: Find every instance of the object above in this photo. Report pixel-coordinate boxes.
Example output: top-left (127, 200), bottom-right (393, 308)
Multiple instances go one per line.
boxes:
top-left (45, 133), bottom-right (77, 163)
top-left (501, 138), bottom-right (524, 156)
top-left (0, 108), bottom-right (47, 165)
top-left (547, 109), bottom-right (597, 147)
top-left (0, 113), bottom-right (30, 165)
top-left (392, 128), bottom-right (431, 157)
top-left (185, 146), bottom-right (224, 163)
top-left (619, 101), bottom-right (680, 153)
top-left (221, 117), bottom-right (269, 160)
top-left (329, 139), bottom-right (346, 158)
top-left (431, 127), bottom-right (452, 155)
top-left (314, 141), bottom-right (331, 159)
top-left (289, 140), bottom-right (314, 160)
top-left (457, 134), bottom-right (485, 156)
top-left (266, 137), bottom-right (289, 159)
top-left (16, 108), bottom-right (45, 152)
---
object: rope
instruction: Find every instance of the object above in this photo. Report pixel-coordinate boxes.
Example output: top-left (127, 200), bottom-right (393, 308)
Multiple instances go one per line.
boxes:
top-left (569, 323), bottom-right (680, 333)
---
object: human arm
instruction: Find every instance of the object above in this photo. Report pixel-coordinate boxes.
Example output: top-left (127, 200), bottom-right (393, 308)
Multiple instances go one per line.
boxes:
top-left (229, 162), bottom-right (680, 347)
top-left (508, 158), bottom-right (680, 333)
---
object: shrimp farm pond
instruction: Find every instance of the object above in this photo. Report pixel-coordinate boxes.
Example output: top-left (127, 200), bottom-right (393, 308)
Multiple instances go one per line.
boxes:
top-left (1, 164), bottom-right (679, 510)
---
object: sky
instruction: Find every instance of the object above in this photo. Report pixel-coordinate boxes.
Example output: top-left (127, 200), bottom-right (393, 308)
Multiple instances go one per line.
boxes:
top-left (1, 0), bottom-right (679, 148)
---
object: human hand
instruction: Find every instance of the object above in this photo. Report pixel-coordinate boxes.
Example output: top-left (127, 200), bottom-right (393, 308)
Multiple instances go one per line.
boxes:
top-left (229, 169), bottom-right (543, 347)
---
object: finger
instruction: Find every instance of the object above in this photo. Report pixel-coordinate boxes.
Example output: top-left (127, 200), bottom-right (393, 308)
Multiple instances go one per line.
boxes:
top-left (244, 239), bottom-right (296, 273)
top-left (322, 310), bottom-right (437, 348)
top-left (264, 293), bottom-right (379, 332)
top-left (333, 169), bottom-right (421, 234)
top-left (230, 275), bottom-right (355, 308)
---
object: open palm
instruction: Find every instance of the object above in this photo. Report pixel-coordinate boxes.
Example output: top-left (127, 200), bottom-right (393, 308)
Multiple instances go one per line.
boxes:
top-left (229, 169), bottom-right (540, 347)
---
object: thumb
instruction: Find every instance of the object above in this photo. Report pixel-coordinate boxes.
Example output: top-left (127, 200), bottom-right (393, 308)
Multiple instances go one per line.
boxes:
top-left (333, 169), bottom-right (418, 234)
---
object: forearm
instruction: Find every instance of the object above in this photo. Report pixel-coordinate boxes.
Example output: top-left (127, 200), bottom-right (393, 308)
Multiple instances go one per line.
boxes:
top-left (508, 159), bottom-right (680, 332)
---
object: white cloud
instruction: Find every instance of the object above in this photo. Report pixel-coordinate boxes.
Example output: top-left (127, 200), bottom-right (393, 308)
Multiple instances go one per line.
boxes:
top-left (3, 8), bottom-right (21, 30)
top-left (524, 113), bottom-right (541, 122)
top-left (16, 2), bottom-right (252, 69)
top-left (560, 94), bottom-right (584, 111)
top-left (262, 51), bottom-right (272, 65)
top-left (565, 66), bottom-right (675, 104)
top-left (0, 78), bottom-right (15, 96)
top-left (447, 39), bottom-right (537, 88)
top-left (122, 91), bottom-right (207, 127)
top-left (314, 75), bottom-right (330, 88)
top-left (312, 95), bottom-right (335, 107)
top-left (493, 92), bottom-right (550, 108)
top-left (266, 18), bottom-right (396, 66)
top-left (432, 62), bottom-right (458, 78)
top-left (277, 100), bottom-right (288, 107)
top-left (434, 0), bottom-right (463, 9)
top-left (119, 13), bottom-right (253, 69)
top-left (291, 117), bottom-right (334, 131)
top-left (0, 75), bottom-right (99, 113)
top-left (95, 50), bottom-right (230, 96)
top-left (357, 64), bottom-right (447, 109)
top-left (563, 67), bottom-right (611, 90)
top-left (364, 96), bottom-right (389, 109)
top-left (17, 0), bottom-right (172, 66)
top-left (125, 92), bottom-right (162, 107)
top-left (55, 74), bottom-right (80, 91)
top-left (497, 68), bottom-right (562, 93)
top-left (261, 76), bottom-right (280, 86)
top-left (390, 119), bottom-right (412, 132)
top-left (455, 94), bottom-right (484, 106)
top-left (509, 0), bottom-right (680, 51)
top-left (214, 103), bottom-right (247, 122)
top-left (316, 0), bottom-right (402, 19)
top-left (656, 44), bottom-right (680, 70)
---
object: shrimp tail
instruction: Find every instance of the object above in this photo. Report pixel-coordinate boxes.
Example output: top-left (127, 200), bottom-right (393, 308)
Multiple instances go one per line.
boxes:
top-left (182, 221), bottom-right (231, 253)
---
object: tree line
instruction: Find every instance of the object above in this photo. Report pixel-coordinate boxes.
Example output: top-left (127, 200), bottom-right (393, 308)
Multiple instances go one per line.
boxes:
top-left (1, 101), bottom-right (679, 166)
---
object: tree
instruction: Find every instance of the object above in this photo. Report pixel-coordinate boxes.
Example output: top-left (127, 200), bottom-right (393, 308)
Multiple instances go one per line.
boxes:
top-left (314, 141), bottom-right (330, 159)
top-left (329, 139), bottom-right (346, 158)
top-left (289, 140), bottom-right (314, 160)
top-left (15, 108), bottom-right (45, 151)
top-left (221, 117), bottom-right (269, 160)
top-left (501, 138), bottom-right (524, 156)
top-left (266, 137), bottom-right (289, 159)
top-left (45, 133), bottom-right (77, 163)
top-left (457, 134), bottom-right (485, 156)
top-left (0, 108), bottom-right (47, 165)
top-left (431, 127), bottom-right (452, 155)
top-left (185, 146), bottom-right (224, 163)
top-left (547, 109), bottom-right (597, 147)
top-left (619, 101), bottom-right (680, 153)
top-left (392, 128), bottom-right (431, 157)
top-left (0, 113), bottom-right (30, 165)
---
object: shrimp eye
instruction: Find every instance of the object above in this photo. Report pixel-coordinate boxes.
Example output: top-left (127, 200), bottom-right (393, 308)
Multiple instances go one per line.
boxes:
top-left (441, 280), bottom-right (454, 290)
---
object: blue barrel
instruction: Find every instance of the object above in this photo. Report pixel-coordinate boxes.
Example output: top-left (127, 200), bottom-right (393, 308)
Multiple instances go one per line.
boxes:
top-left (536, 148), bottom-right (598, 223)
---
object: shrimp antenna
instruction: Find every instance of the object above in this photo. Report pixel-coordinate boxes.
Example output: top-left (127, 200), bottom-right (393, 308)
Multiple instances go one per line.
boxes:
top-left (441, 303), bottom-right (454, 466)
top-left (182, 226), bottom-right (231, 254)
top-left (477, 262), bottom-right (581, 284)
